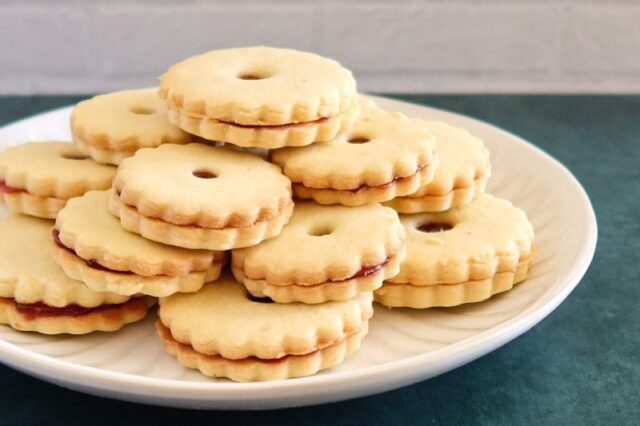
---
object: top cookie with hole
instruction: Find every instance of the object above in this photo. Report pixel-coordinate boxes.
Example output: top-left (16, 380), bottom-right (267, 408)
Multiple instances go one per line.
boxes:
top-left (0, 141), bottom-right (116, 218)
top-left (71, 88), bottom-right (193, 165)
top-left (159, 46), bottom-right (359, 149)
top-left (270, 99), bottom-right (438, 206)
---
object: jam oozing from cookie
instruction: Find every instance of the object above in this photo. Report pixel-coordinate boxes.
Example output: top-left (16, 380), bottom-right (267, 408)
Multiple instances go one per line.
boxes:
top-left (218, 116), bottom-right (329, 130)
top-left (294, 164), bottom-right (429, 193)
top-left (8, 297), bottom-right (147, 320)
top-left (417, 223), bottom-right (453, 233)
top-left (0, 180), bottom-right (26, 194)
top-left (52, 229), bottom-right (132, 275)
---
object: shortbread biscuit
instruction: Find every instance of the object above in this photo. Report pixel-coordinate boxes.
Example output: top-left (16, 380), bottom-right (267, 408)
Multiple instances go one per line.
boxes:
top-left (0, 142), bottom-right (116, 218)
top-left (375, 194), bottom-right (535, 308)
top-left (53, 190), bottom-right (225, 297)
top-left (232, 202), bottom-right (405, 303)
top-left (157, 273), bottom-right (373, 381)
top-left (385, 121), bottom-right (490, 213)
top-left (270, 103), bottom-right (438, 206)
top-left (110, 143), bottom-right (293, 250)
top-left (0, 214), bottom-right (155, 334)
top-left (71, 88), bottom-right (192, 165)
top-left (159, 46), bottom-right (358, 148)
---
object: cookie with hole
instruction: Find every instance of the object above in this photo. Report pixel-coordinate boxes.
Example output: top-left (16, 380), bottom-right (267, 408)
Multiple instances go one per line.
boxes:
top-left (0, 141), bottom-right (116, 218)
top-left (375, 193), bottom-right (535, 309)
top-left (53, 190), bottom-right (226, 297)
top-left (110, 143), bottom-right (293, 250)
top-left (232, 202), bottom-right (405, 304)
top-left (384, 121), bottom-right (491, 213)
top-left (156, 272), bottom-right (373, 381)
top-left (71, 88), bottom-right (193, 165)
top-left (0, 214), bottom-right (156, 335)
top-left (270, 100), bottom-right (438, 206)
top-left (159, 46), bottom-right (359, 148)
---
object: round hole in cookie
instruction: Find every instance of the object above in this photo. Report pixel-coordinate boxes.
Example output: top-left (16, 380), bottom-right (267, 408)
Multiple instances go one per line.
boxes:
top-left (308, 224), bottom-right (335, 237)
top-left (192, 169), bottom-right (218, 179)
top-left (247, 293), bottom-right (275, 304)
top-left (417, 222), bottom-right (453, 233)
top-left (237, 71), bottom-right (273, 81)
top-left (60, 153), bottom-right (90, 160)
top-left (129, 106), bottom-right (155, 115)
top-left (347, 136), bottom-right (371, 144)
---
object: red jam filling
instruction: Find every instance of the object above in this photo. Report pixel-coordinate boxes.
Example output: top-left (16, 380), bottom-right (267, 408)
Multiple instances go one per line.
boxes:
top-left (295, 164), bottom-right (429, 193)
top-left (342, 258), bottom-right (389, 281)
top-left (7, 297), bottom-right (147, 320)
top-left (218, 116), bottom-right (329, 130)
top-left (0, 180), bottom-right (26, 194)
top-left (52, 229), bottom-right (132, 275)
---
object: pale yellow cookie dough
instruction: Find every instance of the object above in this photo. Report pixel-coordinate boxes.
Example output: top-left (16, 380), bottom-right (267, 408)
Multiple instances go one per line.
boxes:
top-left (71, 88), bottom-right (192, 165)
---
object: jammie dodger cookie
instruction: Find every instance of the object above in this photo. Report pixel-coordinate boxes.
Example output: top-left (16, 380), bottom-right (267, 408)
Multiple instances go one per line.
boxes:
top-left (159, 46), bottom-right (359, 149)
top-left (385, 121), bottom-right (491, 213)
top-left (156, 273), bottom-right (373, 381)
top-left (71, 88), bottom-right (192, 165)
top-left (0, 142), bottom-right (116, 218)
top-left (270, 102), bottom-right (438, 206)
top-left (109, 143), bottom-right (293, 250)
top-left (232, 202), bottom-right (405, 304)
top-left (53, 190), bottom-right (226, 297)
top-left (0, 215), bottom-right (155, 334)
top-left (375, 194), bottom-right (535, 309)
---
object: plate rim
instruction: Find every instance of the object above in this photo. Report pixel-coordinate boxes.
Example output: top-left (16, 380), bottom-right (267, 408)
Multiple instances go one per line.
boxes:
top-left (0, 96), bottom-right (598, 406)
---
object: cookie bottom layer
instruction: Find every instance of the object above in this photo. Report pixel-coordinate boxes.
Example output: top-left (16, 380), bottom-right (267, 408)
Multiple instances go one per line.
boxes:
top-left (109, 192), bottom-right (294, 250)
top-left (1, 191), bottom-right (66, 219)
top-left (233, 249), bottom-right (404, 304)
top-left (384, 176), bottom-right (488, 213)
top-left (53, 244), bottom-right (226, 297)
top-left (156, 320), bottom-right (367, 382)
top-left (0, 296), bottom-right (156, 335)
top-left (167, 100), bottom-right (360, 149)
top-left (375, 260), bottom-right (531, 309)
top-left (292, 164), bottom-right (437, 207)
top-left (73, 135), bottom-right (135, 166)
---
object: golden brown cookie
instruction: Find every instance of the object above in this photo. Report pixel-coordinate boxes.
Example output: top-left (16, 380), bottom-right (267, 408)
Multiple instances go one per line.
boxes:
top-left (270, 101), bottom-right (437, 206)
top-left (159, 47), bottom-right (359, 148)
top-left (71, 88), bottom-right (192, 165)
top-left (110, 143), bottom-right (293, 250)
top-left (375, 194), bottom-right (535, 308)
top-left (0, 214), bottom-right (155, 334)
top-left (385, 121), bottom-right (490, 213)
top-left (157, 273), bottom-right (373, 381)
top-left (232, 202), bottom-right (405, 303)
top-left (0, 142), bottom-right (116, 218)
top-left (53, 190), bottom-right (226, 297)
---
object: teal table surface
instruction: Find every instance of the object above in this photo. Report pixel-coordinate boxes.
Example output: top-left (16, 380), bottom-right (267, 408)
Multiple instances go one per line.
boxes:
top-left (0, 95), bottom-right (638, 425)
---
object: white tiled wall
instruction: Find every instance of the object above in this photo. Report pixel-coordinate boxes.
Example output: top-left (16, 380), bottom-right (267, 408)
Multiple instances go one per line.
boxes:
top-left (1, 0), bottom-right (639, 94)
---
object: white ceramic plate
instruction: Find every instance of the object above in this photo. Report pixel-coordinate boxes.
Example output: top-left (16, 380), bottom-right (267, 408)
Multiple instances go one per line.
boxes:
top-left (0, 96), bottom-right (597, 410)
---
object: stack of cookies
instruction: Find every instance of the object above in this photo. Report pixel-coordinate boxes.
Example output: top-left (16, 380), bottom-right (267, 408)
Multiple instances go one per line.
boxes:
top-left (0, 46), bottom-right (534, 382)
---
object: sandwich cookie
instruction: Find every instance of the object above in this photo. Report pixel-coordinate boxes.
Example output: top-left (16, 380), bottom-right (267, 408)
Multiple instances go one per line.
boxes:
top-left (376, 194), bottom-right (535, 308)
top-left (159, 46), bottom-right (359, 148)
top-left (0, 215), bottom-right (154, 334)
top-left (53, 190), bottom-right (226, 297)
top-left (109, 143), bottom-right (293, 250)
top-left (0, 142), bottom-right (115, 218)
top-left (232, 202), bottom-right (405, 304)
top-left (157, 273), bottom-right (373, 381)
